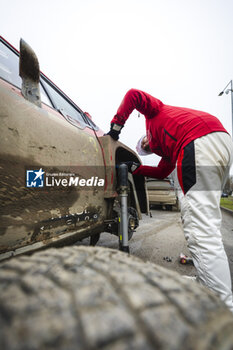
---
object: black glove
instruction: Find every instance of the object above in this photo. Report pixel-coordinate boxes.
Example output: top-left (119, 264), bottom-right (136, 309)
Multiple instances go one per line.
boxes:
top-left (106, 123), bottom-right (123, 141)
top-left (124, 161), bottom-right (140, 173)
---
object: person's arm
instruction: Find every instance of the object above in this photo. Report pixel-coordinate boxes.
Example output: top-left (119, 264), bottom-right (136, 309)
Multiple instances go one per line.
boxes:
top-left (107, 89), bottom-right (163, 140)
top-left (111, 88), bottom-right (163, 126)
top-left (133, 158), bottom-right (175, 179)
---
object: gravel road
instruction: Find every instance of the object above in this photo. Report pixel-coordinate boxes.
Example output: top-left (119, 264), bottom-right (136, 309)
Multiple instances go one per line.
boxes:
top-left (77, 208), bottom-right (233, 283)
top-left (221, 209), bottom-right (233, 283)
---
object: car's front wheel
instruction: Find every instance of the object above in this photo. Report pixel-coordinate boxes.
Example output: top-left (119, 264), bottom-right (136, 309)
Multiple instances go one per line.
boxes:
top-left (0, 246), bottom-right (233, 350)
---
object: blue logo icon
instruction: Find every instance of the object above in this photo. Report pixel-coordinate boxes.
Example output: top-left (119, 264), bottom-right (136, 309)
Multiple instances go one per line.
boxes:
top-left (26, 168), bottom-right (45, 187)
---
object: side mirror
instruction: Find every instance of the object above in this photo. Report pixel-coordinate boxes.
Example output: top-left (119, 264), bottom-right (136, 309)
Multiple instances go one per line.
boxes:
top-left (19, 39), bottom-right (41, 107)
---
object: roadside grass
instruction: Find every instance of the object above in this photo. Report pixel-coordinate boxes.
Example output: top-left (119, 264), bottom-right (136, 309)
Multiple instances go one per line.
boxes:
top-left (220, 196), bottom-right (233, 211)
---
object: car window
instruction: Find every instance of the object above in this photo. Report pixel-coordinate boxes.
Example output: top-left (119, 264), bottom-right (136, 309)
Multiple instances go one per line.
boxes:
top-left (41, 77), bottom-right (87, 129)
top-left (0, 38), bottom-right (98, 130)
top-left (40, 84), bottom-right (53, 106)
top-left (41, 77), bottom-right (99, 130)
top-left (0, 41), bottom-right (22, 88)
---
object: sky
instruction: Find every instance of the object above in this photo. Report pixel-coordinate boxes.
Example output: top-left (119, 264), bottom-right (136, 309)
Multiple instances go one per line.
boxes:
top-left (1, 0), bottom-right (233, 166)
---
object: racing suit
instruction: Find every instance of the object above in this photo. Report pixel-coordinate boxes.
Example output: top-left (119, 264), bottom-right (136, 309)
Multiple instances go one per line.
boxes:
top-left (111, 88), bottom-right (233, 312)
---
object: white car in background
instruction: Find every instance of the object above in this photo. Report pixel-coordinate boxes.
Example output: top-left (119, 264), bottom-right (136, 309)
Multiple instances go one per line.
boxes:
top-left (146, 177), bottom-right (179, 210)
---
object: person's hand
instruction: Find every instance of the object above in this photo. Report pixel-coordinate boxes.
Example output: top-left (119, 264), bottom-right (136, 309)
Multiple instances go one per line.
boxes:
top-left (106, 123), bottom-right (123, 141)
top-left (124, 161), bottom-right (140, 173)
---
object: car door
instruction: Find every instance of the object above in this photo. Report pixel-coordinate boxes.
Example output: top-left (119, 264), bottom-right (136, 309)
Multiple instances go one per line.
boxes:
top-left (0, 37), bottom-right (107, 255)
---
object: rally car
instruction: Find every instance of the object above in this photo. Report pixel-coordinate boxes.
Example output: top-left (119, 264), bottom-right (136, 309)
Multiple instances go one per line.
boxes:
top-left (1, 38), bottom-right (233, 350)
top-left (0, 36), bottom-right (148, 260)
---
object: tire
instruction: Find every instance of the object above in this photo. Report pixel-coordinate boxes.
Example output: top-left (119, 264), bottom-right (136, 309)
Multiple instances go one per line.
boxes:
top-left (165, 205), bottom-right (172, 211)
top-left (0, 246), bottom-right (233, 350)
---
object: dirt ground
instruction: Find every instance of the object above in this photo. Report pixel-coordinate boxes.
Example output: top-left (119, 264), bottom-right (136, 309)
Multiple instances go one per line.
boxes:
top-left (221, 209), bottom-right (233, 283)
top-left (77, 207), bottom-right (233, 283)
top-left (77, 209), bottom-right (197, 277)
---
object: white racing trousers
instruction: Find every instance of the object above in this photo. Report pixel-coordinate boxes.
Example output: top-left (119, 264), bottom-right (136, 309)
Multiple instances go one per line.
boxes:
top-left (176, 132), bottom-right (233, 312)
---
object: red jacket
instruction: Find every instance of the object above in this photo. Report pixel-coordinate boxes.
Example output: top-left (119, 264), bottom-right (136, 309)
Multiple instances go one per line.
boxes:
top-left (111, 89), bottom-right (227, 178)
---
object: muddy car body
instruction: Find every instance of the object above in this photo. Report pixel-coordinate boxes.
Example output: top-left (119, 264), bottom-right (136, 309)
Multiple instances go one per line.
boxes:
top-left (0, 37), bottom-right (148, 260)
